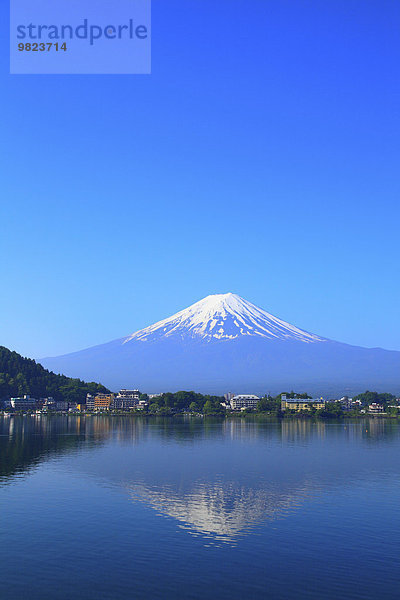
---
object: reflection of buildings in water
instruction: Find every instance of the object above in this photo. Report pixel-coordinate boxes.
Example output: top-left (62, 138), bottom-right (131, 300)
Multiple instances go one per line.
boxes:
top-left (280, 419), bottom-right (326, 442)
top-left (8, 416), bottom-right (14, 437)
top-left (222, 418), bottom-right (330, 445)
top-left (0, 415), bottom-right (149, 444)
top-left (222, 418), bottom-right (267, 442)
top-left (128, 479), bottom-right (316, 544)
top-left (113, 417), bottom-right (146, 443)
top-left (280, 417), bottom-right (399, 444)
top-left (363, 417), bottom-right (399, 442)
top-left (222, 418), bottom-right (330, 444)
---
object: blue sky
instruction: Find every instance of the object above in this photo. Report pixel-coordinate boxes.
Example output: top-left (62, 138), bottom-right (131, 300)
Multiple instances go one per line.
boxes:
top-left (1, 0), bottom-right (399, 358)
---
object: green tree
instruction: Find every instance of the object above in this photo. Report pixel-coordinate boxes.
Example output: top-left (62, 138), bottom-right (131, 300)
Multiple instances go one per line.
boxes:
top-left (203, 400), bottom-right (225, 415)
top-left (316, 402), bottom-right (344, 418)
top-left (353, 390), bottom-right (395, 408)
top-left (257, 397), bottom-right (280, 412)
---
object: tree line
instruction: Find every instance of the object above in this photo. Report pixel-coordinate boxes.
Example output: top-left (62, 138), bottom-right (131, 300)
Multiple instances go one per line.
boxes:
top-left (0, 346), bottom-right (109, 403)
top-left (144, 391), bottom-right (226, 415)
top-left (143, 389), bottom-right (399, 417)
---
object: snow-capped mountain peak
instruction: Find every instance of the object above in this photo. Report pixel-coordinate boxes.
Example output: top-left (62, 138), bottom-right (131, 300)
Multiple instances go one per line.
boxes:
top-left (123, 293), bottom-right (325, 344)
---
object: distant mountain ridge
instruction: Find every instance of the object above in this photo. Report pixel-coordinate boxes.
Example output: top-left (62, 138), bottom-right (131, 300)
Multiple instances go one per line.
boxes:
top-left (41, 293), bottom-right (400, 396)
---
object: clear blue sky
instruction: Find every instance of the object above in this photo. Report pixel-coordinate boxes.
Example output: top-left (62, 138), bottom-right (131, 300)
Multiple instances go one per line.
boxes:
top-left (1, 0), bottom-right (399, 358)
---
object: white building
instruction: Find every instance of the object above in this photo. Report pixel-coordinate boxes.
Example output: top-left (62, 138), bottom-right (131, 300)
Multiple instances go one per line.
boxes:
top-left (136, 400), bottom-right (149, 410)
top-left (113, 389), bottom-right (141, 410)
top-left (55, 400), bottom-right (69, 411)
top-left (118, 389), bottom-right (140, 399)
top-left (86, 394), bottom-right (95, 410)
top-left (230, 395), bottom-right (260, 411)
top-left (42, 398), bottom-right (56, 411)
top-left (10, 395), bottom-right (38, 410)
top-left (368, 403), bottom-right (384, 414)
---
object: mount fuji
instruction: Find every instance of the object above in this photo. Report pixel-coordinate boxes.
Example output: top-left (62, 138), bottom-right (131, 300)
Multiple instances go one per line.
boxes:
top-left (41, 293), bottom-right (400, 396)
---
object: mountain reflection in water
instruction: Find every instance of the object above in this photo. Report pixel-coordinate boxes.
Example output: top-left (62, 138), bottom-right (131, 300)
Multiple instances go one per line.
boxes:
top-left (119, 418), bottom-right (400, 544)
top-left (1, 415), bottom-right (399, 545)
top-left (1, 415), bottom-right (400, 600)
top-left (128, 479), bottom-right (316, 543)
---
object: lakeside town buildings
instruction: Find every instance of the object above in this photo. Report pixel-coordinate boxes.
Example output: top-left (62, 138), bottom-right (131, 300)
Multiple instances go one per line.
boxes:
top-left (85, 390), bottom-right (144, 411)
top-left (3, 391), bottom-right (148, 413)
top-left (9, 395), bottom-right (69, 411)
top-left (2, 391), bottom-right (399, 415)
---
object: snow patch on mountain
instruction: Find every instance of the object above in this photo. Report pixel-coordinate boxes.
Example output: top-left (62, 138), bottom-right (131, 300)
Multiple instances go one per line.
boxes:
top-left (123, 293), bottom-right (325, 344)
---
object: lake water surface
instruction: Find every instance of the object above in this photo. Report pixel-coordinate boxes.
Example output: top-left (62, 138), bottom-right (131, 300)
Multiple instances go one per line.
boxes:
top-left (1, 416), bottom-right (400, 599)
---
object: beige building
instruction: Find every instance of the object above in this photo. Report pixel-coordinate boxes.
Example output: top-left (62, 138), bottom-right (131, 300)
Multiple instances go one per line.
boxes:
top-left (94, 393), bottom-right (114, 411)
top-left (281, 394), bottom-right (325, 412)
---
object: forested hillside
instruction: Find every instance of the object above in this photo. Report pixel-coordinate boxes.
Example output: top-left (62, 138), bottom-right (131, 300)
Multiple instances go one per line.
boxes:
top-left (0, 346), bottom-right (109, 403)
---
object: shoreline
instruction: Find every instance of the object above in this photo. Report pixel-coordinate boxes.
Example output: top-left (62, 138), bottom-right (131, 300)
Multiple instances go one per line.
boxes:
top-left (0, 411), bottom-right (398, 420)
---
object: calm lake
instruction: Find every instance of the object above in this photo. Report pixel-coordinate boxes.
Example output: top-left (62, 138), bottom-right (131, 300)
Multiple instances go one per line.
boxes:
top-left (1, 416), bottom-right (400, 599)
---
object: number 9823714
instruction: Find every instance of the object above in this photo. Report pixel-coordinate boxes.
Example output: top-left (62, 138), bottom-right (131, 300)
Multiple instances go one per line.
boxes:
top-left (18, 42), bottom-right (67, 52)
